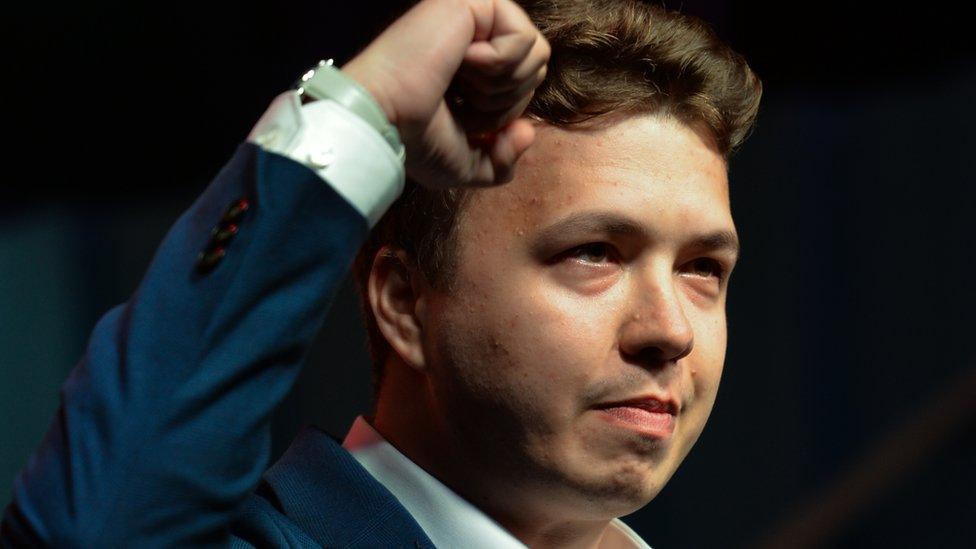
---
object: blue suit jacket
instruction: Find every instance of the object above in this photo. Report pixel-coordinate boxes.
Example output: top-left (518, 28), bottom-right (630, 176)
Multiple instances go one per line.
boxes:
top-left (1, 143), bottom-right (436, 548)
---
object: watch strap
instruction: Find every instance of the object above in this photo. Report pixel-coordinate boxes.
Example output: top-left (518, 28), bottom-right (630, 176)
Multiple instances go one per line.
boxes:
top-left (297, 59), bottom-right (405, 163)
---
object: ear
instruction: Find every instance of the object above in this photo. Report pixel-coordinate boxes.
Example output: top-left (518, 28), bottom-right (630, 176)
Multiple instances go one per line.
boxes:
top-left (367, 245), bottom-right (428, 371)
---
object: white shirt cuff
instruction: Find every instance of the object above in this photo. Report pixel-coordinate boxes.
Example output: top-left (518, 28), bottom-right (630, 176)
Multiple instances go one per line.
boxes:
top-left (247, 90), bottom-right (405, 228)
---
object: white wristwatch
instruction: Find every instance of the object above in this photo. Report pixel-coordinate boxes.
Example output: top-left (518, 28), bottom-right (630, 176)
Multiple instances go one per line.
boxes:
top-left (296, 59), bottom-right (406, 164)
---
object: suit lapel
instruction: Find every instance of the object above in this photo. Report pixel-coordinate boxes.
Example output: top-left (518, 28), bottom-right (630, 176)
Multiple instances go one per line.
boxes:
top-left (258, 426), bottom-right (435, 548)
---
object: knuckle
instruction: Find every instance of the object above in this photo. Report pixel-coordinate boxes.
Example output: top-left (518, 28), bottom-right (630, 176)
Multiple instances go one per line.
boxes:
top-left (540, 36), bottom-right (552, 59)
top-left (536, 64), bottom-right (548, 84)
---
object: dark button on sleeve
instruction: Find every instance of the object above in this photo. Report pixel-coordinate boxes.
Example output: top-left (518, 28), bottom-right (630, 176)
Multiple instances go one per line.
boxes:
top-left (196, 197), bottom-right (250, 274)
top-left (211, 223), bottom-right (240, 245)
top-left (221, 198), bottom-right (250, 224)
top-left (196, 247), bottom-right (226, 274)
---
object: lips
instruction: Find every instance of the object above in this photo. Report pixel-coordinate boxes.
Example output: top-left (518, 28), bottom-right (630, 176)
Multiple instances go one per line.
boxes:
top-left (593, 395), bottom-right (679, 438)
top-left (595, 395), bottom-right (679, 415)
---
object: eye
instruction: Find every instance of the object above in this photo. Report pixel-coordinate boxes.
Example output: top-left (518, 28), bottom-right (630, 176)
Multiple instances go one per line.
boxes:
top-left (685, 257), bottom-right (726, 280)
top-left (564, 242), bottom-right (615, 265)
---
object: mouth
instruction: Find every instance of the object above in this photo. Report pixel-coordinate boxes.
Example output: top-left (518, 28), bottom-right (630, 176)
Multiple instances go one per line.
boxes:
top-left (593, 395), bottom-right (679, 439)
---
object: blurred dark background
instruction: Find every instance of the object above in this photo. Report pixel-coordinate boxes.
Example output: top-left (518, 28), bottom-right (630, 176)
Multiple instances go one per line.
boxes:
top-left (4, 1), bottom-right (975, 547)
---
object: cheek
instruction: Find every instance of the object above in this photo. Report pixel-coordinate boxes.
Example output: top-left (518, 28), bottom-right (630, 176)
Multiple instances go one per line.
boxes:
top-left (685, 313), bottom-right (727, 427)
top-left (694, 313), bottom-right (726, 382)
top-left (430, 270), bottom-right (618, 421)
top-left (493, 275), bottom-right (620, 381)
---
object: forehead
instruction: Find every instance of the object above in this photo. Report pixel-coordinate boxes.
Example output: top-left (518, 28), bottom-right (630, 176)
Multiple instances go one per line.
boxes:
top-left (458, 113), bottom-right (732, 247)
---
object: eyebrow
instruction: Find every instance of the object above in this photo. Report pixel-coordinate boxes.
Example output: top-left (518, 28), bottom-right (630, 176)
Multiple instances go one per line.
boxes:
top-left (688, 229), bottom-right (741, 262)
top-left (529, 210), bottom-right (741, 261)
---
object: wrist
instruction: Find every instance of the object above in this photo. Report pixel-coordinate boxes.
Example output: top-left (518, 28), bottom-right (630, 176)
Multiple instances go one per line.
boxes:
top-left (297, 58), bottom-right (404, 163)
top-left (339, 56), bottom-right (399, 128)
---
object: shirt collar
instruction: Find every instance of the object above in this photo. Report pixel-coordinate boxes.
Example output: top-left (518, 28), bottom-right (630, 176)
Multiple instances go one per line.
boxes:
top-left (341, 416), bottom-right (652, 549)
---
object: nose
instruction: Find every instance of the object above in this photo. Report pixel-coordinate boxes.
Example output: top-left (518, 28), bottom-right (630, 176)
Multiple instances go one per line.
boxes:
top-left (619, 270), bottom-right (695, 365)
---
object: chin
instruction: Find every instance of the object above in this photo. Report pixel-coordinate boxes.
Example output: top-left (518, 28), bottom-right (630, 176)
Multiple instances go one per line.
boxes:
top-left (560, 459), bottom-right (672, 519)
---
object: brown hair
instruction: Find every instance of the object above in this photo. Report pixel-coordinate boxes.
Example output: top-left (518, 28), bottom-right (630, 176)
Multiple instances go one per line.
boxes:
top-left (352, 0), bottom-right (762, 393)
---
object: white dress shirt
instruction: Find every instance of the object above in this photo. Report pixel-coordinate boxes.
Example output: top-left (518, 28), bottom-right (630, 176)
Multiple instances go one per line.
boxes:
top-left (247, 90), bottom-right (404, 228)
top-left (249, 90), bottom-right (652, 548)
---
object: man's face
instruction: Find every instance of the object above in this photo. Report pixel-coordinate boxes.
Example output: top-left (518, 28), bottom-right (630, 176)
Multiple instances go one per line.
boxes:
top-left (418, 113), bottom-right (737, 520)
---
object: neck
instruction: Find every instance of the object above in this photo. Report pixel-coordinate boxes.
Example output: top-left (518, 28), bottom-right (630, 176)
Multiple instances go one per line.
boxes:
top-left (371, 360), bottom-right (626, 549)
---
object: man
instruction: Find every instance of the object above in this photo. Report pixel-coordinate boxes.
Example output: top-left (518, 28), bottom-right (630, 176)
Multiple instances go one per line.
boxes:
top-left (2, 0), bottom-right (761, 546)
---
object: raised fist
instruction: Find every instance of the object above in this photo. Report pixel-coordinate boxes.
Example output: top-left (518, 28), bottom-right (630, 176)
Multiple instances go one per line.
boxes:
top-left (341, 0), bottom-right (550, 189)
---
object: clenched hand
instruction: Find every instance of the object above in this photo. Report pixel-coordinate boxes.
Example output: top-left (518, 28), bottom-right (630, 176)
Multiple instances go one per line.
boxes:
top-left (341, 0), bottom-right (550, 189)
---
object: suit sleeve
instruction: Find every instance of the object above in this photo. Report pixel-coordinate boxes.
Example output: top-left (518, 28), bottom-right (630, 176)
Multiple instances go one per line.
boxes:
top-left (0, 137), bottom-right (381, 546)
